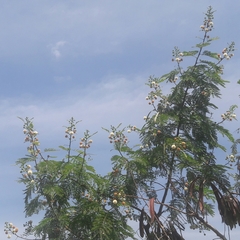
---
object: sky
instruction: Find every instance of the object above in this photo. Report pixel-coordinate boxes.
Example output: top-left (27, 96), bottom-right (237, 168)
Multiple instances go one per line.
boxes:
top-left (1, 0), bottom-right (240, 239)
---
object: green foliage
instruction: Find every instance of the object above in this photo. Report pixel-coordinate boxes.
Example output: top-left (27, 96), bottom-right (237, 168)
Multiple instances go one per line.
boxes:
top-left (8, 117), bottom-right (136, 240)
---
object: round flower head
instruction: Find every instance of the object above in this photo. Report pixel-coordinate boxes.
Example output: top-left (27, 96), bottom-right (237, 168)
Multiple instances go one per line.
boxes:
top-left (32, 131), bottom-right (38, 136)
top-left (23, 129), bottom-right (28, 134)
top-left (171, 144), bottom-right (176, 150)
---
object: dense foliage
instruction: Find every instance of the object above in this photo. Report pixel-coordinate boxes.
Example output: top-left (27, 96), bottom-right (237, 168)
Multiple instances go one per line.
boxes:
top-left (4, 6), bottom-right (240, 240)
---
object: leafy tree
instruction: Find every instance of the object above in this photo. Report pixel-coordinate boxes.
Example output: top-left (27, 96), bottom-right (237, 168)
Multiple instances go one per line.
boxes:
top-left (4, 118), bottom-right (136, 240)
top-left (4, 6), bottom-right (240, 240)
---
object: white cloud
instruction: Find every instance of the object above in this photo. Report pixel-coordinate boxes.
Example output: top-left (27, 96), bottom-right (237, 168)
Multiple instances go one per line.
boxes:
top-left (51, 40), bottom-right (66, 59)
top-left (0, 74), bottom-right (148, 145)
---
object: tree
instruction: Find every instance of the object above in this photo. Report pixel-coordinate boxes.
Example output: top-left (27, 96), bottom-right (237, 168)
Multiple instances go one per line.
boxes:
top-left (4, 6), bottom-right (240, 240)
top-left (4, 117), bottom-right (136, 240)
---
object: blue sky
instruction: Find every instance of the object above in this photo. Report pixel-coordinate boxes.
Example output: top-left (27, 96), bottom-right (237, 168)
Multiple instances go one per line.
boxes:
top-left (1, 1), bottom-right (240, 239)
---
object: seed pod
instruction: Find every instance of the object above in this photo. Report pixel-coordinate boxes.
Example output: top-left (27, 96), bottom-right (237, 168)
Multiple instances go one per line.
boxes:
top-left (139, 208), bottom-right (145, 237)
top-left (149, 198), bottom-right (155, 223)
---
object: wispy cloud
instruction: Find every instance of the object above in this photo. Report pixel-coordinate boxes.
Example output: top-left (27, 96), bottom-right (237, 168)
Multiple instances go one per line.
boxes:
top-left (0, 74), bottom-right (147, 146)
top-left (51, 41), bottom-right (66, 59)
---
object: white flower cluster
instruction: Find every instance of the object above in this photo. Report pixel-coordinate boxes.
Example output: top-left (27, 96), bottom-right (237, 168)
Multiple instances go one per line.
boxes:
top-left (149, 80), bottom-right (159, 89)
top-left (112, 190), bottom-right (127, 207)
top-left (200, 20), bottom-right (214, 32)
top-left (23, 127), bottom-right (40, 157)
top-left (169, 138), bottom-right (187, 152)
top-left (23, 130), bottom-right (40, 145)
top-left (21, 164), bottom-right (35, 179)
top-left (172, 53), bottom-right (184, 63)
top-left (27, 144), bottom-right (41, 156)
top-left (127, 125), bottom-right (137, 133)
top-left (218, 48), bottom-right (234, 60)
top-left (4, 222), bottom-right (19, 238)
top-left (184, 182), bottom-right (189, 191)
top-left (169, 76), bottom-right (178, 83)
top-left (143, 116), bottom-right (148, 121)
top-left (65, 127), bottom-right (77, 139)
top-left (139, 143), bottom-right (150, 149)
top-left (146, 78), bottom-right (162, 105)
top-left (108, 131), bottom-right (128, 145)
top-left (79, 138), bottom-right (93, 149)
top-left (221, 111), bottom-right (236, 121)
top-left (226, 154), bottom-right (235, 162)
top-left (27, 164), bottom-right (32, 175)
top-left (145, 93), bottom-right (158, 105)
